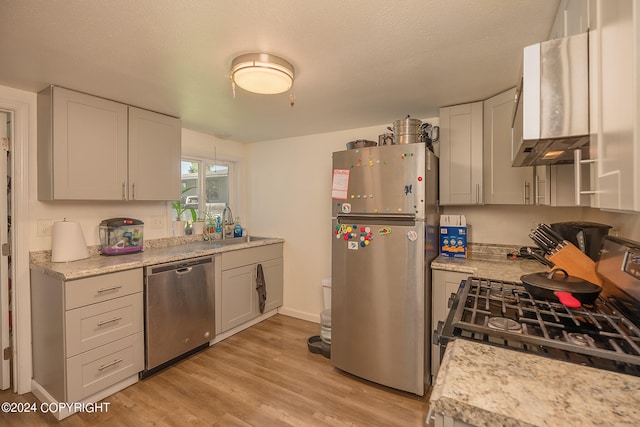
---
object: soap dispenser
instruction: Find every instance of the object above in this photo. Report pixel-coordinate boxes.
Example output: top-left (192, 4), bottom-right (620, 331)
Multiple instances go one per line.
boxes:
top-left (234, 217), bottom-right (243, 238)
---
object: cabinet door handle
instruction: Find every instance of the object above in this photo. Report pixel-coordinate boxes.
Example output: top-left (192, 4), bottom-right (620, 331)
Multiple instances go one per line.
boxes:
top-left (523, 181), bottom-right (531, 204)
top-left (98, 359), bottom-right (123, 371)
top-left (97, 285), bottom-right (123, 294)
top-left (475, 184), bottom-right (480, 204)
top-left (122, 182), bottom-right (126, 200)
top-left (97, 316), bottom-right (122, 327)
top-left (131, 183), bottom-right (136, 200)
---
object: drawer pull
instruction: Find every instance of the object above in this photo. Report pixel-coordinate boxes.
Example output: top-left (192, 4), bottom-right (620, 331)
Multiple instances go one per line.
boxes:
top-left (97, 285), bottom-right (123, 294)
top-left (98, 358), bottom-right (123, 371)
top-left (97, 316), bottom-right (122, 327)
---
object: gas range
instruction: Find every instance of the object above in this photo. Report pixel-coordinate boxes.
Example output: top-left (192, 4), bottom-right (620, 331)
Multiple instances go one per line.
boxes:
top-left (434, 236), bottom-right (640, 376)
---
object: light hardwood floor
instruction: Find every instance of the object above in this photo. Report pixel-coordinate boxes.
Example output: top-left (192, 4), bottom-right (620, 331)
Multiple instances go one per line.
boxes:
top-left (0, 314), bottom-right (430, 426)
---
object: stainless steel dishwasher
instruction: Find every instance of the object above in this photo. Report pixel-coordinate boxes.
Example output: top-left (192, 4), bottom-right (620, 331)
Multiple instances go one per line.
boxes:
top-left (143, 255), bottom-right (215, 376)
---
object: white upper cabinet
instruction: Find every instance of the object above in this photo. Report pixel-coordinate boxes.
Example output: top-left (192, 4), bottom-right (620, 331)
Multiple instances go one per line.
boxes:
top-left (588, 0), bottom-right (639, 211)
top-left (38, 86), bottom-right (129, 200)
top-left (565, 0), bottom-right (590, 35)
top-left (483, 88), bottom-right (534, 205)
top-left (128, 106), bottom-right (181, 200)
top-left (439, 102), bottom-right (484, 205)
top-left (549, 0), bottom-right (590, 38)
top-left (38, 86), bottom-right (181, 201)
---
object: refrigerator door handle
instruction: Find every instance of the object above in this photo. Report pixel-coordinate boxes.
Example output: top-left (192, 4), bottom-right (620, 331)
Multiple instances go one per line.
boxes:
top-left (337, 213), bottom-right (416, 225)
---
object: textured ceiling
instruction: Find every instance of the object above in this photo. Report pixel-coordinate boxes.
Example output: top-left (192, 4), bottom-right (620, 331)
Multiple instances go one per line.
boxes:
top-left (0, 0), bottom-right (559, 142)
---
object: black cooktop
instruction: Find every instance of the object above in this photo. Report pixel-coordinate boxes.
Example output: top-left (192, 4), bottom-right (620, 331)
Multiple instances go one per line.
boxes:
top-left (436, 277), bottom-right (640, 376)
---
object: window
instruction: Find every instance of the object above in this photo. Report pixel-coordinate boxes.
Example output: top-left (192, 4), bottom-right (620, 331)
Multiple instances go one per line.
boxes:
top-left (180, 158), bottom-right (233, 222)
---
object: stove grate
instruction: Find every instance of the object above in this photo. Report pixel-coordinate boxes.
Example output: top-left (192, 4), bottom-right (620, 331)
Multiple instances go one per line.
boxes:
top-left (449, 277), bottom-right (640, 369)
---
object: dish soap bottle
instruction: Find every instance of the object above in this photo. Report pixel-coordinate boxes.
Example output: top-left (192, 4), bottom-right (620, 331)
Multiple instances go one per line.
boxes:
top-left (234, 217), bottom-right (243, 238)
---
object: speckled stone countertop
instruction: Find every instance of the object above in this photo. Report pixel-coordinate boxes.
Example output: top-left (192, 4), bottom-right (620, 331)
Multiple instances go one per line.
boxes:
top-left (30, 236), bottom-right (284, 281)
top-left (431, 243), bottom-right (547, 282)
top-left (430, 339), bottom-right (640, 426)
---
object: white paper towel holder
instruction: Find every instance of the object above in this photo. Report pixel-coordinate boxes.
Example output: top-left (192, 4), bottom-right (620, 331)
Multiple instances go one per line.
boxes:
top-left (51, 219), bottom-right (90, 263)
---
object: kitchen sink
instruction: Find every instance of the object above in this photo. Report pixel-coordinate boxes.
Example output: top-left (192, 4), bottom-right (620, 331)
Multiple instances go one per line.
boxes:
top-left (214, 235), bottom-right (270, 245)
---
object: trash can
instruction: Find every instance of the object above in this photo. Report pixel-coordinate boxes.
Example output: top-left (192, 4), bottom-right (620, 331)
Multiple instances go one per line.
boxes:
top-left (320, 308), bottom-right (331, 345)
top-left (322, 277), bottom-right (332, 310)
top-left (307, 278), bottom-right (332, 358)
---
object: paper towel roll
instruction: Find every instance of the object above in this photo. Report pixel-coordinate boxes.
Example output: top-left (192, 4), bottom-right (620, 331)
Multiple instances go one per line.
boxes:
top-left (51, 220), bottom-right (89, 262)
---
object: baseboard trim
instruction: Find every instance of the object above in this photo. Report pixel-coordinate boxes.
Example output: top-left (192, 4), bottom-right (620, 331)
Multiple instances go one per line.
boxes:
top-left (277, 306), bottom-right (320, 323)
top-left (211, 309), bottom-right (278, 344)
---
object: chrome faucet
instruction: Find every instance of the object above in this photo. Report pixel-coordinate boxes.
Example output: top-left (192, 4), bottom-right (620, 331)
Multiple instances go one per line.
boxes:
top-left (222, 206), bottom-right (234, 239)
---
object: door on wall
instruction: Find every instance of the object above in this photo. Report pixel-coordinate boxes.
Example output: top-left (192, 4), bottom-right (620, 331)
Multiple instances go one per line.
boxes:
top-left (0, 111), bottom-right (11, 390)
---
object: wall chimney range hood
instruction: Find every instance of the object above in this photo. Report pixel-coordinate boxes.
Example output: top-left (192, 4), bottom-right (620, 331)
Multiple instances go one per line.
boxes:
top-left (512, 32), bottom-right (589, 167)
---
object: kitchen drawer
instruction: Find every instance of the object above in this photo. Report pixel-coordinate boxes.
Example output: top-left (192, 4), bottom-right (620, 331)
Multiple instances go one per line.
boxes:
top-left (221, 243), bottom-right (283, 270)
top-left (65, 293), bottom-right (143, 357)
top-left (65, 268), bottom-right (142, 310)
top-left (66, 332), bottom-right (143, 402)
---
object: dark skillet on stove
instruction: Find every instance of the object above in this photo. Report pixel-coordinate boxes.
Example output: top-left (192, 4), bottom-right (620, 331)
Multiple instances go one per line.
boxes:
top-left (520, 268), bottom-right (602, 308)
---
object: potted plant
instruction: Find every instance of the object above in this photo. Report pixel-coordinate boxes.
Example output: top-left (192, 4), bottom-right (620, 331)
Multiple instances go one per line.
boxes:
top-left (192, 213), bottom-right (206, 235)
top-left (171, 187), bottom-right (197, 236)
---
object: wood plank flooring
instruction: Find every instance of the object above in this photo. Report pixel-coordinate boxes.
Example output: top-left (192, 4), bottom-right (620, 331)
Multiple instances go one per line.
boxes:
top-left (0, 314), bottom-right (430, 426)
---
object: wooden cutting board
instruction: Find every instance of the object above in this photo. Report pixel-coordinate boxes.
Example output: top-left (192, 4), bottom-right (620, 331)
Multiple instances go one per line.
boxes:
top-left (546, 241), bottom-right (603, 287)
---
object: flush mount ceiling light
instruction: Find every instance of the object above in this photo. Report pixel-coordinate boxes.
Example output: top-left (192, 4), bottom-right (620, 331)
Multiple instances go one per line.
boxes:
top-left (230, 53), bottom-right (295, 95)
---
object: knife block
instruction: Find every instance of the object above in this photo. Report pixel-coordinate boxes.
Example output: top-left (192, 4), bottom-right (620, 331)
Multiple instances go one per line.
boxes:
top-left (546, 242), bottom-right (603, 287)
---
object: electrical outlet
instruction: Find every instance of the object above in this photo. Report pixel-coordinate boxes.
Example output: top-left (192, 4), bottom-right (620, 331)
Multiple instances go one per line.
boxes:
top-left (150, 215), bottom-right (165, 229)
top-left (36, 219), bottom-right (53, 237)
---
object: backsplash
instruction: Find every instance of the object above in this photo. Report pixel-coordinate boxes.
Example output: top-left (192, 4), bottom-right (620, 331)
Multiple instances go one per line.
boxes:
top-left (467, 242), bottom-right (522, 259)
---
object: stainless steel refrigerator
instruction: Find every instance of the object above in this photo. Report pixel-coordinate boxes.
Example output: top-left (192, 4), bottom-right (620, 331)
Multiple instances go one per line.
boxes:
top-left (331, 142), bottom-right (438, 396)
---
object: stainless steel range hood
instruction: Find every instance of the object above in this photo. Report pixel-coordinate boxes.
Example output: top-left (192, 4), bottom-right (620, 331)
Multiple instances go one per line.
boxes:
top-left (512, 32), bottom-right (589, 167)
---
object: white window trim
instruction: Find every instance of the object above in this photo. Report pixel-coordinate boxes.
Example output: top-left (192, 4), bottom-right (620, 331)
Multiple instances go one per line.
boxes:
top-left (180, 156), bottom-right (238, 221)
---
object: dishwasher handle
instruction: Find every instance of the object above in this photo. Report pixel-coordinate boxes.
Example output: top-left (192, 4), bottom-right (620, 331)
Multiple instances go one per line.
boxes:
top-left (176, 266), bottom-right (193, 275)
top-left (147, 256), bottom-right (214, 275)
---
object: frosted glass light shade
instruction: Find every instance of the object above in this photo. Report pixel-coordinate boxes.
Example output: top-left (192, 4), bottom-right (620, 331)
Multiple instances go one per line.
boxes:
top-left (231, 53), bottom-right (294, 95)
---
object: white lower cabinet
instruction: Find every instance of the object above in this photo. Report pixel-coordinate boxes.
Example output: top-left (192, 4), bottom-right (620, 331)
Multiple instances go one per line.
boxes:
top-left (66, 332), bottom-right (143, 403)
top-left (217, 244), bottom-right (284, 334)
top-left (431, 270), bottom-right (468, 380)
top-left (30, 268), bottom-right (144, 419)
top-left (221, 264), bottom-right (259, 330)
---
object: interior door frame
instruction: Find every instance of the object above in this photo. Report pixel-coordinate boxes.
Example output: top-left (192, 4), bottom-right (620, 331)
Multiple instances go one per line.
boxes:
top-left (0, 111), bottom-right (10, 389)
top-left (0, 86), bottom-right (32, 394)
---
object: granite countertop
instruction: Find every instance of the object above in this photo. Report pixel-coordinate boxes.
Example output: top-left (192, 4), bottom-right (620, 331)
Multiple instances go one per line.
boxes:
top-left (431, 243), bottom-right (548, 282)
top-left (430, 339), bottom-right (640, 426)
top-left (30, 236), bottom-right (284, 281)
